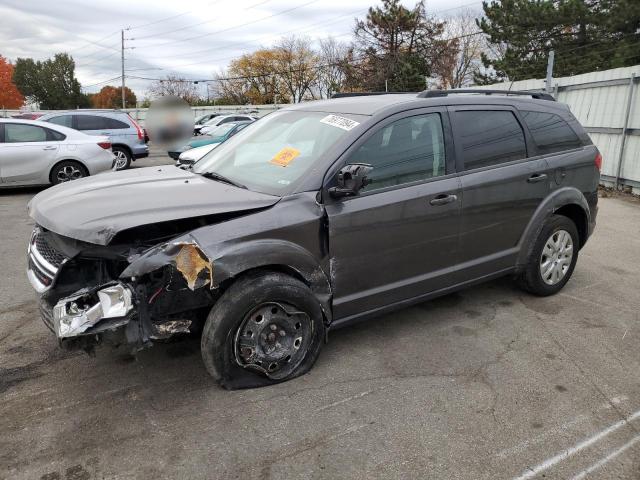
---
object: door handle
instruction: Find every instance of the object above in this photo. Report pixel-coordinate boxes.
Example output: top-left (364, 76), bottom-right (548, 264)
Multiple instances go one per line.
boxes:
top-left (429, 194), bottom-right (457, 206)
top-left (42, 146), bottom-right (57, 150)
top-left (527, 173), bottom-right (548, 183)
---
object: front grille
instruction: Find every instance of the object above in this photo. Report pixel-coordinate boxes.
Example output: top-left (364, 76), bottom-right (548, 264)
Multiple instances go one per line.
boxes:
top-left (28, 227), bottom-right (69, 292)
top-left (34, 232), bottom-right (66, 268)
top-left (29, 257), bottom-right (52, 287)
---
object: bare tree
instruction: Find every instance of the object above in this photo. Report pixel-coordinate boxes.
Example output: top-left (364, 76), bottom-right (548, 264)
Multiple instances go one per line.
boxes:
top-left (147, 75), bottom-right (200, 104)
top-left (314, 37), bottom-right (353, 98)
top-left (436, 10), bottom-right (486, 88)
top-left (273, 36), bottom-right (319, 103)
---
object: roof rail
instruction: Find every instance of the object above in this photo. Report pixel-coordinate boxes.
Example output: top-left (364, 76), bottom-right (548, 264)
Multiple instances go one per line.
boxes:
top-left (331, 92), bottom-right (415, 99)
top-left (417, 89), bottom-right (556, 101)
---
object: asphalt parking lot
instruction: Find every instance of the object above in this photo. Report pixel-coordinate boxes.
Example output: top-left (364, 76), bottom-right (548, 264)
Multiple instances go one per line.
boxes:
top-left (1, 147), bottom-right (639, 480)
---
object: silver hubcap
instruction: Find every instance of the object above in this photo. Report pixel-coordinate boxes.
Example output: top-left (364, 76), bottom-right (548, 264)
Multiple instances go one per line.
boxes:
top-left (540, 229), bottom-right (573, 285)
top-left (56, 165), bottom-right (83, 182)
top-left (114, 151), bottom-right (128, 170)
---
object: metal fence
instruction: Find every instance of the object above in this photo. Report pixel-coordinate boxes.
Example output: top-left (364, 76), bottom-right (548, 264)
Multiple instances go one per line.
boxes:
top-left (478, 65), bottom-right (640, 193)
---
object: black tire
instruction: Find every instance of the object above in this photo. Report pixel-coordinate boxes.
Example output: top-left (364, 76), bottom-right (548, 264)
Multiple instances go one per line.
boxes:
top-left (112, 146), bottom-right (131, 170)
top-left (50, 160), bottom-right (88, 185)
top-left (517, 214), bottom-right (579, 296)
top-left (201, 271), bottom-right (325, 389)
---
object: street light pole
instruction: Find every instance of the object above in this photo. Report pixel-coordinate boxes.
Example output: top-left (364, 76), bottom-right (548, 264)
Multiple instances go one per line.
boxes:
top-left (121, 29), bottom-right (126, 109)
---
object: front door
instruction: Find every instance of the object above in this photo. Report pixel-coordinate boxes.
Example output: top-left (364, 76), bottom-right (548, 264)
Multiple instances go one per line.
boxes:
top-left (325, 109), bottom-right (461, 320)
top-left (0, 123), bottom-right (59, 184)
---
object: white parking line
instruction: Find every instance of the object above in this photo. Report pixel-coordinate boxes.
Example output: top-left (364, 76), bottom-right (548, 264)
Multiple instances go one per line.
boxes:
top-left (569, 434), bottom-right (640, 480)
top-left (512, 409), bottom-right (640, 480)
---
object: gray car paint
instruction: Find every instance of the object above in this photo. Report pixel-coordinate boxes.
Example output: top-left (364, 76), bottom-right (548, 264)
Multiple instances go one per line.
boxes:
top-left (27, 93), bottom-right (599, 355)
top-left (28, 165), bottom-right (279, 245)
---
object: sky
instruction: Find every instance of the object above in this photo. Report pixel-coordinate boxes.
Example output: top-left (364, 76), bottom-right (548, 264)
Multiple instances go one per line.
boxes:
top-left (1, 0), bottom-right (483, 98)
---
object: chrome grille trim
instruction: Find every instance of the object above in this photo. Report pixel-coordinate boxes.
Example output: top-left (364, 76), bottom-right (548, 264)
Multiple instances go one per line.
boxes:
top-left (27, 228), bottom-right (68, 293)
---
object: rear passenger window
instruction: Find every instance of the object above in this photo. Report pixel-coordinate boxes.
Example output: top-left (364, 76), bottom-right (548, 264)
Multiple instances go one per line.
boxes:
top-left (521, 110), bottom-right (582, 154)
top-left (47, 115), bottom-right (73, 128)
top-left (105, 118), bottom-right (130, 129)
top-left (456, 110), bottom-right (526, 170)
top-left (351, 113), bottom-right (446, 191)
top-left (76, 115), bottom-right (110, 131)
top-left (4, 124), bottom-right (47, 142)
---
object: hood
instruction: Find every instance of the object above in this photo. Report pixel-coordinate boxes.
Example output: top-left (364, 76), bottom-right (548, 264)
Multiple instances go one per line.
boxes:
top-left (191, 136), bottom-right (223, 147)
top-left (28, 166), bottom-right (280, 245)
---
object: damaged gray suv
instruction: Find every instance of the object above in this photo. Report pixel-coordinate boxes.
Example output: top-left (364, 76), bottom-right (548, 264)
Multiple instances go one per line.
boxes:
top-left (27, 90), bottom-right (600, 389)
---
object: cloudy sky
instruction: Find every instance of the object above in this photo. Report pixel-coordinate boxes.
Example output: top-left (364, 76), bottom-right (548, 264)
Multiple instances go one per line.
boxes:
top-left (1, 0), bottom-right (482, 98)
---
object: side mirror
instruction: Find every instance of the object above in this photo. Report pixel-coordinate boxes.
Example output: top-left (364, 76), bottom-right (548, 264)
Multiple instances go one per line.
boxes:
top-left (329, 163), bottom-right (373, 198)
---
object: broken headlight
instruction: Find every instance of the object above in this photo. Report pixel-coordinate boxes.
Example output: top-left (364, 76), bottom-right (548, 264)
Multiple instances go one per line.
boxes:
top-left (53, 283), bottom-right (134, 338)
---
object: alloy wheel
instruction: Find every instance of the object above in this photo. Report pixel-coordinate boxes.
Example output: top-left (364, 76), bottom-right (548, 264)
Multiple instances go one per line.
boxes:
top-left (56, 165), bottom-right (83, 182)
top-left (540, 229), bottom-right (574, 285)
top-left (114, 150), bottom-right (128, 170)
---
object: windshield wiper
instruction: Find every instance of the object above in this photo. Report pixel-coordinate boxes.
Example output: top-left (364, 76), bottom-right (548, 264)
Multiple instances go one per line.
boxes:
top-left (199, 171), bottom-right (247, 189)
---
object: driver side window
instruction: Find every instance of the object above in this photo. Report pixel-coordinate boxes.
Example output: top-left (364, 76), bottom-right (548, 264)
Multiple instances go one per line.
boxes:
top-left (351, 113), bottom-right (446, 192)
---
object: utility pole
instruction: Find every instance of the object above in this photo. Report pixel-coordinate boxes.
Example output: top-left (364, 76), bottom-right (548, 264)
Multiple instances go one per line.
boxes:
top-left (545, 50), bottom-right (555, 95)
top-left (385, 79), bottom-right (388, 93)
top-left (121, 29), bottom-right (126, 109)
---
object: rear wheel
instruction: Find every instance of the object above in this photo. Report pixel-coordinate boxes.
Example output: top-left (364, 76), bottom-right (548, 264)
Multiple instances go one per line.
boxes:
top-left (50, 161), bottom-right (88, 185)
top-left (112, 146), bottom-right (131, 170)
top-left (517, 215), bottom-right (579, 296)
top-left (201, 271), bottom-right (325, 389)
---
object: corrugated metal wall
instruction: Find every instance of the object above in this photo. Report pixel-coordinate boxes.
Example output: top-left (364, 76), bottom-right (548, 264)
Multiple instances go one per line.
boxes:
top-left (478, 65), bottom-right (640, 193)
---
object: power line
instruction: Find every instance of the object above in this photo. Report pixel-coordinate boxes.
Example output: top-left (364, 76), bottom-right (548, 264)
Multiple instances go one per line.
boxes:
top-left (133, 0), bottom-right (323, 48)
top-left (128, 0), bottom-right (221, 31)
top-left (133, 0), bottom-right (273, 40)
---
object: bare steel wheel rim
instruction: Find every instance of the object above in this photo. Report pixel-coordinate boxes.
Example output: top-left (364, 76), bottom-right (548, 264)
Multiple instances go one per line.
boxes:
top-left (234, 302), bottom-right (312, 380)
top-left (540, 229), bottom-right (573, 286)
top-left (114, 150), bottom-right (128, 170)
top-left (56, 164), bottom-right (83, 182)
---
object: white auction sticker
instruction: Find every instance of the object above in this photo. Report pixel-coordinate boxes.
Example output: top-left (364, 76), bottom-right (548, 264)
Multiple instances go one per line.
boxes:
top-left (320, 114), bottom-right (360, 131)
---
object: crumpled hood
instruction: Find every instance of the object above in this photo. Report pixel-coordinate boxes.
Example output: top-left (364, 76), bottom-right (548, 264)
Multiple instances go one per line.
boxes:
top-left (28, 166), bottom-right (279, 245)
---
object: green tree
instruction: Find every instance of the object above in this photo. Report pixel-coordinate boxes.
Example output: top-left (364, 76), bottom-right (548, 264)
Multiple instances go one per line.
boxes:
top-left (13, 53), bottom-right (86, 109)
top-left (353, 0), bottom-right (453, 92)
top-left (478, 0), bottom-right (640, 81)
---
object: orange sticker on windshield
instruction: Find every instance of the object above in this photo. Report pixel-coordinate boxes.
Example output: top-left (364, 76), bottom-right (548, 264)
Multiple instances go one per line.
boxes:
top-left (270, 147), bottom-right (300, 167)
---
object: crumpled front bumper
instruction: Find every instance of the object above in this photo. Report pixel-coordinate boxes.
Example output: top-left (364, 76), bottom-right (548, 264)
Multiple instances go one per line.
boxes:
top-left (46, 283), bottom-right (135, 339)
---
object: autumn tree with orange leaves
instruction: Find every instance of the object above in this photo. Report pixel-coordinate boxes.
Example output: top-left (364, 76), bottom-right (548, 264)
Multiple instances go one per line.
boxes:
top-left (90, 85), bottom-right (137, 109)
top-left (0, 56), bottom-right (25, 109)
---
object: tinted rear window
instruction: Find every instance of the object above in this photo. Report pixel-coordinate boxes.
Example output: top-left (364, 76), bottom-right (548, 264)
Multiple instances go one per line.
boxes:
top-left (521, 110), bottom-right (582, 154)
top-left (77, 115), bottom-right (110, 130)
top-left (456, 110), bottom-right (526, 170)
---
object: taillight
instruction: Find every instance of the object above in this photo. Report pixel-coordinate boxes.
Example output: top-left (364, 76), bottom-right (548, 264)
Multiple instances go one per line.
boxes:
top-left (128, 114), bottom-right (144, 140)
top-left (98, 141), bottom-right (112, 150)
top-left (594, 152), bottom-right (602, 171)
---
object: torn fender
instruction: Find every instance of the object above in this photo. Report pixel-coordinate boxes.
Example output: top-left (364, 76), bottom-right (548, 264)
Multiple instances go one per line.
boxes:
top-left (120, 236), bottom-right (332, 323)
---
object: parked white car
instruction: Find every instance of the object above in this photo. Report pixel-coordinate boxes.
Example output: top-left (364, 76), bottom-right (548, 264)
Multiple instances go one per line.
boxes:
top-left (199, 114), bottom-right (256, 135)
top-left (176, 143), bottom-right (219, 169)
top-left (0, 119), bottom-right (115, 187)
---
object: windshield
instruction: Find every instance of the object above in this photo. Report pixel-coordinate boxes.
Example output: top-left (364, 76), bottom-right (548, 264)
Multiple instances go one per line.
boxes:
top-left (192, 110), bottom-right (365, 195)
top-left (207, 123), bottom-right (237, 137)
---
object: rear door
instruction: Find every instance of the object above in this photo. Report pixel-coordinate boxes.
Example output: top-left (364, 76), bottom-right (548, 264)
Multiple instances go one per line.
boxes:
top-left (325, 108), bottom-right (462, 320)
top-left (451, 106), bottom-right (551, 279)
top-left (0, 123), bottom-right (61, 184)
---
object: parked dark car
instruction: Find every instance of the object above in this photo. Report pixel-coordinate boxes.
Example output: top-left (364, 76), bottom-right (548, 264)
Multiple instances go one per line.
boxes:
top-left (27, 90), bottom-right (599, 389)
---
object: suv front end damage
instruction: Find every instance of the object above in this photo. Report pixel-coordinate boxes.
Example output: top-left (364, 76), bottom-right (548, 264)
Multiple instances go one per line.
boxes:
top-left (27, 225), bottom-right (219, 354)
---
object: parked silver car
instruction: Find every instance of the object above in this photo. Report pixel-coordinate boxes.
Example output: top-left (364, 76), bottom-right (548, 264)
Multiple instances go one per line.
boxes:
top-left (39, 110), bottom-right (148, 170)
top-left (199, 114), bottom-right (257, 135)
top-left (0, 119), bottom-right (115, 186)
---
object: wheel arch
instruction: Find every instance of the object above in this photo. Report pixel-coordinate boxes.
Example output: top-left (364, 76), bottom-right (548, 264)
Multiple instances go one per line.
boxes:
top-left (516, 187), bottom-right (591, 270)
top-left (111, 143), bottom-right (132, 157)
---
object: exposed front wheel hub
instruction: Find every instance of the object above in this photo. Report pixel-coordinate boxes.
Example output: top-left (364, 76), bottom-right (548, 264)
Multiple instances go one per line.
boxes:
top-left (234, 302), bottom-right (311, 379)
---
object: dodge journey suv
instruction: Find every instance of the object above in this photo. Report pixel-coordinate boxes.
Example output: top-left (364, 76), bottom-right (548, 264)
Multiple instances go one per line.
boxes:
top-left (27, 90), bottom-right (599, 389)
